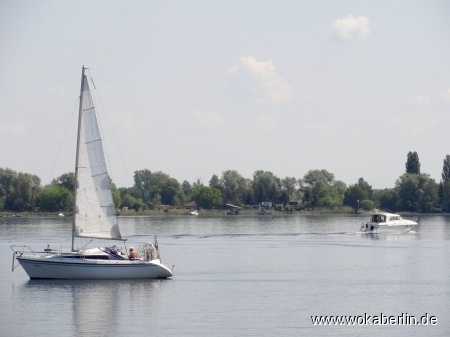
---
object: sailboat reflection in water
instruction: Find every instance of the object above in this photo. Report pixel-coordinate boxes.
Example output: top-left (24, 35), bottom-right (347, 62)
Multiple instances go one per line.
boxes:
top-left (11, 67), bottom-right (173, 280)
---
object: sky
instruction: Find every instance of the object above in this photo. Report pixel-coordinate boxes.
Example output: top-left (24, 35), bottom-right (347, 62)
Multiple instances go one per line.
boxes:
top-left (1, 0), bottom-right (450, 190)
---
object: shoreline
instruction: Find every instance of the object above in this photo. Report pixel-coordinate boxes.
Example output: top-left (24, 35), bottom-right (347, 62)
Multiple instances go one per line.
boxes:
top-left (0, 208), bottom-right (429, 218)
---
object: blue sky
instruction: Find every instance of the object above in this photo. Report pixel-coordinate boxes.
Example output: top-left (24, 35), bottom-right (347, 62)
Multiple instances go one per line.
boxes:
top-left (1, 0), bottom-right (450, 189)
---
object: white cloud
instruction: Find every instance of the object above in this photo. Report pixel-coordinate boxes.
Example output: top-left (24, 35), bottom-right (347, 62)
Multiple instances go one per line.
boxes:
top-left (0, 122), bottom-right (26, 136)
top-left (441, 88), bottom-right (450, 104)
top-left (405, 94), bottom-right (430, 106)
top-left (225, 55), bottom-right (293, 102)
top-left (332, 15), bottom-right (371, 40)
top-left (193, 110), bottom-right (223, 129)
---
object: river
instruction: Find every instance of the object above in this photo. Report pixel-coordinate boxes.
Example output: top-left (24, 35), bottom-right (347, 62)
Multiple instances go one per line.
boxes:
top-left (1, 214), bottom-right (449, 336)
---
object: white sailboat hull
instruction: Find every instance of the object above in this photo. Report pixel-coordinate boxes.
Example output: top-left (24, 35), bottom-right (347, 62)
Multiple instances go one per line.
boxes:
top-left (16, 255), bottom-right (173, 280)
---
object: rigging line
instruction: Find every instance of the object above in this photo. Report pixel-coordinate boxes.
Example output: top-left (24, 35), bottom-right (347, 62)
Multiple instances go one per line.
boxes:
top-left (86, 69), bottom-right (133, 188)
top-left (48, 96), bottom-right (79, 184)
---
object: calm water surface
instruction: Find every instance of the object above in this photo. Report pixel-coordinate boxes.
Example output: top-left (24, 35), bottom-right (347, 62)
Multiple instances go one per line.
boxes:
top-left (1, 214), bottom-right (449, 336)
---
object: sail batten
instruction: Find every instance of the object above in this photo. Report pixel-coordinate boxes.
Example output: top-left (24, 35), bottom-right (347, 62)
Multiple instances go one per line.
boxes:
top-left (74, 74), bottom-right (121, 241)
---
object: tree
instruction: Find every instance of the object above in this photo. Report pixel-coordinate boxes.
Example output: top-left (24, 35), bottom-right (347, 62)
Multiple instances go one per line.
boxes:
top-left (160, 177), bottom-right (183, 205)
top-left (251, 170), bottom-right (281, 204)
top-left (309, 181), bottom-right (343, 208)
top-left (121, 194), bottom-right (137, 209)
top-left (0, 167), bottom-right (17, 210)
top-left (395, 173), bottom-right (438, 212)
top-left (192, 185), bottom-right (222, 208)
top-left (121, 193), bottom-right (145, 211)
top-left (344, 178), bottom-right (373, 210)
top-left (281, 177), bottom-right (300, 204)
top-left (333, 180), bottom-right (347, 202)
top-left (133, 169), bottom-right (183, 208)
top-left (301, 169), bottom-right (344, 208)
top-left (181, 180), bottom-right (193, 198)
top-left (359, 199), bottom-right (374, 211)
top-left (241, 178), bottom-right (255, 205)
top-left (375, 188), bottom-right (398, 211)
top-left (51, 172), bottom-right (75, 192)
top-left (405, 151), bottom-right (420, 174)
top-left (302, 169), bottom-right (335, 186)
top-left (9, 172), bottom-right (41, 211)
top-left (111, 182), bottom-right (121, 213)
top-left (220, 170), bottom-right (245, 205)
top-left (442, 155), bottom-right (450, 183)
top-left (39, 185), bottom-right (73, 212)
top-left (441, 181), bottom-right (450, 212)
top-left (209, 175), bottom-right (220, 190)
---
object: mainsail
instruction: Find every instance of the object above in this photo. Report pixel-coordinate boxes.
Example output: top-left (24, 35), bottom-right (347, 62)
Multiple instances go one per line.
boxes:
top-left (74, 72), bottom-right (121, 240)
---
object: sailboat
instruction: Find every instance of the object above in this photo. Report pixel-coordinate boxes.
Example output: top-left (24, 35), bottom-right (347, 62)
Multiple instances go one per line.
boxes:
top-left (11, 67), bottom-right (173, 279)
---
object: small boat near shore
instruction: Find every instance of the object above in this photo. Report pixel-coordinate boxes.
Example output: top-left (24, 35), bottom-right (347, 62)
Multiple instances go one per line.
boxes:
top-left (359, 209), bottom-right (418, 234)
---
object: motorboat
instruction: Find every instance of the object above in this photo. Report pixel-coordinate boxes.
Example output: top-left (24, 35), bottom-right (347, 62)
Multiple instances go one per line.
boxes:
top-left (359, 209), bottom-right (418, 234)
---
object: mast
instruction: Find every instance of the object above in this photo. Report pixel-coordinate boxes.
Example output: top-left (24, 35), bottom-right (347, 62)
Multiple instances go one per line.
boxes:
top-left (72, 66), bottom-right (86, 252)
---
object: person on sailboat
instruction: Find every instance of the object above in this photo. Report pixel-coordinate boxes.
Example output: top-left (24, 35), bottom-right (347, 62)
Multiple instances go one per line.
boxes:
top-left (128, 247), bottom-right (140, 259)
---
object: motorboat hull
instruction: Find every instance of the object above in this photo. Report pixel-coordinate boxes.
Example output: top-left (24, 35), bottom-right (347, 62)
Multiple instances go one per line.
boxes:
top-left (359, 210), bottom-right (418, 234)
top-left (16, 255), bottom-right (173, 280)
top-left (359, 223), bottom-right (417, 234)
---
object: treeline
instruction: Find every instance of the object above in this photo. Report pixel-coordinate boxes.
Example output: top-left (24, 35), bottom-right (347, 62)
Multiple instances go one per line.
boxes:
top-left (2, 152), bottom-right (450, 214)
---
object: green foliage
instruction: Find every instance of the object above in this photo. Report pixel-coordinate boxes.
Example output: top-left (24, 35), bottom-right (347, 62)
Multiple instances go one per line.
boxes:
top-left (333, 180), bottom-right (347, 201)
top-left (209, 175), bottom-right (221, 190)
top-left (51, 172), bottom-right (75, 191)
top-left (3, 151), bottom-right (449, 213)
top-left (39, 185), bottom-right (73, 212)
top-left (252, 170), bottom-right (281, 204)
top-left (9, 172), bottom-right (41, 211)
top-left (375, 188), bottom-right (397, 211)
top-left (344, 178), bottom-right (373, 210)
top-left (442, 155), bottom-right (450, 183)
top-left (406, 151), bottom-right (421, 174)
top-left (0, 168), bottom-right (16, 210)
top-left (301, 169), bottom-right (344, 208)
top-left (220, 170), bottom-right (247, 205)
top-left (284, 204), bottom-right (294, 212)
top-left (121, 193), bottom-right (145, 211)
top-left (110, 182), bottom-right (121, 213)
top-left (182, 180), bottom-right (193, 197)
top-left (359, 199), bottom-right (374, 211)
top-left (121, 194), bottom-right (137, 208)
top-left (312, 182), bottom-right (343, 207)
top-left (395, 173), bottom-right (438, 212)
top-left (302, 169), bottom-right (334, 186)
top-left (281, 177), bottom-right (300, 202)
top-left (441, 181), bottom-right (450, 212)
top-left (192, 185), bottom-right (222, 209)
top-left (133, 169), bottom-right (183, 207)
